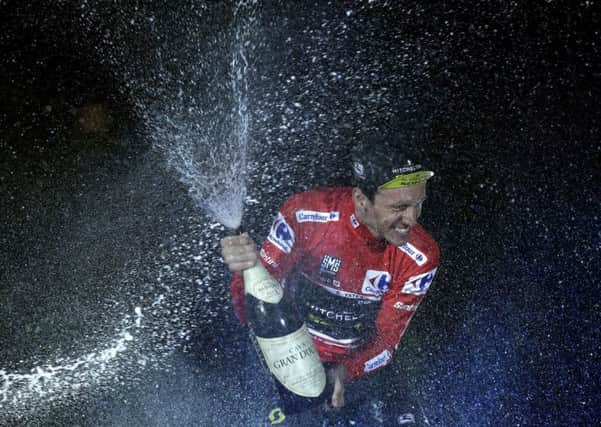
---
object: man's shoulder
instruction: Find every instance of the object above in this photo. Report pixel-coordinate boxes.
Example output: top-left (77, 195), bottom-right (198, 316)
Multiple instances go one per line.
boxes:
top-left (398, 224), bottom-right (440, 266)
top-left (410, 224), bottom-right (438, 249)
top-left (284, 187), bottom-right (351, 210)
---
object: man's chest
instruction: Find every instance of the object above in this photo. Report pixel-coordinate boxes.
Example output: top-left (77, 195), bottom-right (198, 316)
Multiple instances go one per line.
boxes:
top-left (299, 234), bottom-right (400, 300)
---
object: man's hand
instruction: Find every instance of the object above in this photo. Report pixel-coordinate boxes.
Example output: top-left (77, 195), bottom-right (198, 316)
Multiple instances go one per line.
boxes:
top-left (327, 364), bottom-right (348, 409)
top-left (220, 233), bottom-right (259, 273)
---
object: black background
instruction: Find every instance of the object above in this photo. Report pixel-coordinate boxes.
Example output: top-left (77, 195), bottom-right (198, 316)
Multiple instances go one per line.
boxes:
top-left (1, 1), bottom-right (599, 425)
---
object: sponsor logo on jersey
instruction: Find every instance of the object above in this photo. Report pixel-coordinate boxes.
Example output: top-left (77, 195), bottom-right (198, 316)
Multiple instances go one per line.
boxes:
top-left (320, 254), bottom-right (342, 275)
top-left (350, 214), bottom-right (360, 229)
top-left (260, 248), bottom-right (279, 268)
top-left (393, 302), bottom-right (418, 311)
top-left (308, 304), bottom-right (359, 322)
top-left (267, 212), bottom-right (295, 254)
top-left (398, 242), bottom-right (428, 266)
top-left (362, 270), bottom-right (391, 296)
top-left (302, 272), bottom-right (382, 301)
top-left (296, 210), bottom-right (340, 223)
top-left (326, 286), bottom-right (381, 301)
top-left (318, 275), bottom-right (341, 287)
top-left (401, 268), bottom-right (437, 295)
top-left (364, 349), bottom-right (392, 372)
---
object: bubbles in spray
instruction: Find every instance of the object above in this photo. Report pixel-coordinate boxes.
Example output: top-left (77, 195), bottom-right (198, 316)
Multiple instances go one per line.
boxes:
top-left (140, 3), bottom-right (257, 230)
top-left (0, 2), bottom-right (258, 423)
top-left (0, 307), bottom-right (143, 418)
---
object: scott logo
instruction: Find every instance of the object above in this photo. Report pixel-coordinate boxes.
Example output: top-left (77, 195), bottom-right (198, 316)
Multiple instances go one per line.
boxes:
top-left (268, 407), bottom-right (286, 425)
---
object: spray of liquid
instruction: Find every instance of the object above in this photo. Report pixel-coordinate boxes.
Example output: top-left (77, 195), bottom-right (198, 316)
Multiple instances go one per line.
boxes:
top-left (0, 309), bottom-right (144, 409)
top-left (146, 4), bottom-right (255, 230)
top-left (0, 2), bottom-right (255, 422)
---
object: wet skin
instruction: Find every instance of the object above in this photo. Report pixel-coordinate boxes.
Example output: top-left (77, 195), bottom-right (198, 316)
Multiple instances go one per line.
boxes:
top-left (353, 183), bottom-right (427, 247)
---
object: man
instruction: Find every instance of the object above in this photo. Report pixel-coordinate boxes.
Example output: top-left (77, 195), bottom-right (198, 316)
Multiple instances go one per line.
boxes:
top-left (221, 130), bottom-right (439, 417)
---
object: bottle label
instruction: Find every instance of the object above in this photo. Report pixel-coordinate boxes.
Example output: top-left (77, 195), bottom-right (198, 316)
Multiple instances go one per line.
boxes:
top-left (244, 264), bottom-right (284, 303)
top-left (256, 324), bottom-right (326, 397)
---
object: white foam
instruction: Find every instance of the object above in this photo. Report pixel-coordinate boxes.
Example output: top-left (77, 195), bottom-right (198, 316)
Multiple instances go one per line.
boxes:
top-left (0, 285), bottom-right (173, 420)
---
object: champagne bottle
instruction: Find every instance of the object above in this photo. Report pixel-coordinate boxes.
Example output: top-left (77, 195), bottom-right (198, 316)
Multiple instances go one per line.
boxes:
top-left (243, 260), bottom-right (327, 403)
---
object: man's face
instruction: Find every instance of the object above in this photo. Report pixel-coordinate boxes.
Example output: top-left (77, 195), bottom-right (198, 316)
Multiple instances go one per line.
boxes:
top-left (360, 184), bottom-right (427, 246)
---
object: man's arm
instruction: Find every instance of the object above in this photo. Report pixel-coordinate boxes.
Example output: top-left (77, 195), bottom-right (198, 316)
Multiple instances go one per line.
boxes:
top-left (341, 249), bottom-right (439, 382)
top-left (223, 195), bottom-right (306, 323)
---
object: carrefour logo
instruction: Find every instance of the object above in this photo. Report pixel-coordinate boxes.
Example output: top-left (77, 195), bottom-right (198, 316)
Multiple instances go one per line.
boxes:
top-left (267, 212), bottom-right (295, 254)
top-left (401, 268), bottom-right (437, 295)
top-left (296, 210), bottom-right (340, 223)
top-left (398, 242), bottom-right (428, 266)
top-left (362, 270), bottom-right (391, 296)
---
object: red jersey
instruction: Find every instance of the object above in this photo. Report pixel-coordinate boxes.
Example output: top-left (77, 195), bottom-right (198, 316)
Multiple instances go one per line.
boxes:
top-left (231, 187), bottom-right (439, 382)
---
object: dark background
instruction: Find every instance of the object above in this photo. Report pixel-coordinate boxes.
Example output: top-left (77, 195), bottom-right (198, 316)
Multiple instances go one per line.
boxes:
top-left (1, 0), bottom-right (599, 425)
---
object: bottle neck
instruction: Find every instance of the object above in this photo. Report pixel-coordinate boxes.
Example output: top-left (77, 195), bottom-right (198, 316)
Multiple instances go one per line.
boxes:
top-left (243, 263), bottom-right (283, 304)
